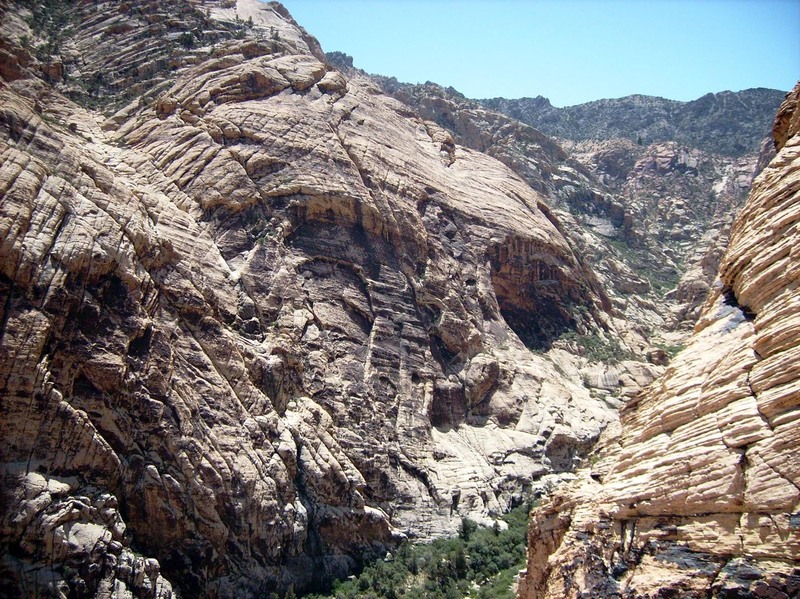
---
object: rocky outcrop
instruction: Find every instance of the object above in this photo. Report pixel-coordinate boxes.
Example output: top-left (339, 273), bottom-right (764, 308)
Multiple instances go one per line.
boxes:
top-left (0, 1), bottom-right (643, 596)
top-left (518, 83), bottom-right (800, 599)
top-left (773, 84), bottom-right (800, 152)
top-left (482, 88), bottom-right (786, 157)
top-left (568, 138), bottom-right (757, 330)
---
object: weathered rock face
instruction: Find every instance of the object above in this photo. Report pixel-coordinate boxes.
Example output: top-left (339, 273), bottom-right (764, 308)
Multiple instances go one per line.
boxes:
top-left (358, 74), bottom-right (763, 353)
top-left (566, 137), bottom-right (757, 329)
top-left (482, 88), bottom-right (786, 157)
top-left (518, 83), bottom-right (800, 599)
top-left (0, 1), bottom-right (639, 596)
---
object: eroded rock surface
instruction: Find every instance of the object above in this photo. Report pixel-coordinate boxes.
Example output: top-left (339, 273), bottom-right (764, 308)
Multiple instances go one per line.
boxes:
top-left (0, 1), bottom-right (636, 596)
top-left (353, 73), bottom-right (766, 356)
top-left (568, 137), bottom-right (758, 330)
top-left (518, 83), bottom-right (800, 599)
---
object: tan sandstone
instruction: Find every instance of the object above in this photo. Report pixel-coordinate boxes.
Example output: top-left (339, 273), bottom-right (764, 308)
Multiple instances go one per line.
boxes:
top-left (518, 83), bottom-right (800, 599)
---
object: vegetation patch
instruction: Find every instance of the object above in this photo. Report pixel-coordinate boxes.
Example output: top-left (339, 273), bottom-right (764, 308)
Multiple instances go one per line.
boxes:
top-left (654, 341), bottom-right (685, 359)
top-left (641, 266), bottom-right (682, 295)
top-left (605, 238), bottom-right (682, 297)
top-left (19, 0), bottom-right (76, 60)
top-left (559, 331), bottom-right (635, 364)
top-left (305, 503), bottom-right (533, 599)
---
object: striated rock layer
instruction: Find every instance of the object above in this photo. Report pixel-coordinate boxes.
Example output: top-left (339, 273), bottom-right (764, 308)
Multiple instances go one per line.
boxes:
top-left (356, 74), bottom-right (764, 347)
top-left (518, 83), bottom-right (800, 599)
top-left (0, 1), bottom-right (643, 596)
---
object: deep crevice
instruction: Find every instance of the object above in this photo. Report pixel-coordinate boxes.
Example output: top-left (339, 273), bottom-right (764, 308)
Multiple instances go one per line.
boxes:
top-left (722, 285), bottom-right (756, 321)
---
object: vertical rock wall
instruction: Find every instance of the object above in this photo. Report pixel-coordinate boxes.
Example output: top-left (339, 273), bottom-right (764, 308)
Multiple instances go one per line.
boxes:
top-left (0, 1), bottom-right (629, 596)
top-left (518, 83), bottom-right (800, 599)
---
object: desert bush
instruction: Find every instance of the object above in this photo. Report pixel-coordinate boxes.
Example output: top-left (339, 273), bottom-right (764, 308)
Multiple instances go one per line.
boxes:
top-left (305, 502), bottom-right (533, 599)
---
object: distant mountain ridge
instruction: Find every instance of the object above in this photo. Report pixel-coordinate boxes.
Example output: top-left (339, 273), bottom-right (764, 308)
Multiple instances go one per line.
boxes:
top-left (480, 88), bottom-right (787, 157)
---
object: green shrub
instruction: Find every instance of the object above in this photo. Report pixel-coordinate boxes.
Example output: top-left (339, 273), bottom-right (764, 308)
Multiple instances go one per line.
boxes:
top-left (459, 517), bottom-right (478, 541)
top-left (305, 502), bottom-right (532, 599)
top-left (559, 331), bottom-right (634, 364)
top-left (178, 31), bottom-right (195, 49)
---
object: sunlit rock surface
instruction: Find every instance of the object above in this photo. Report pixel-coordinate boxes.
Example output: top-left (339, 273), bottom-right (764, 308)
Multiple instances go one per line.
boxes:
top-left (518, 83), bottom-right (800, 599)
top-left (0, 1), bottom-right (640, 596)
top-left (360, 75), bottom-right (767, 351)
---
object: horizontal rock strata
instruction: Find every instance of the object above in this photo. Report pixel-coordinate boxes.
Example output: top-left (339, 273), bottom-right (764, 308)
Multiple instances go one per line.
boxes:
top-left (518, 83), bottom-right (800, 599)
top-left (0, 0), bottom-right (639, 596)
top-left (368, 77), bottom-right (762, 344)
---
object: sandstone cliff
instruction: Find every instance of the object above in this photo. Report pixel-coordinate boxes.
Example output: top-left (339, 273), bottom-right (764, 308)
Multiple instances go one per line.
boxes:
top-left (518, 83), bottom-right (800, 599)
top-left (565, 137), bottom-right (757, 330)
top-left (0, 1), bottom-right (644, 596)
top-left (353, 74), bottom-right (761, 348)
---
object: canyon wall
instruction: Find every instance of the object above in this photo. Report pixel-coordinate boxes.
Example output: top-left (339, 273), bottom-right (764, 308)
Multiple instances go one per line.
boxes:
top-left (0, 1), bottom-right (789, 597)
top-left (518, 83), bottom-right (800, 599)
top-left (351, 71), bottom-right (764, 342)
top-left (0, 1), bottom-right (635, 596)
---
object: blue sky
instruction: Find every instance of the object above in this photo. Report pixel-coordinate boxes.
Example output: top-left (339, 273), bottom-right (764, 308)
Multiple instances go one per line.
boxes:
top-left (279, 0), bottom-right (799, 107)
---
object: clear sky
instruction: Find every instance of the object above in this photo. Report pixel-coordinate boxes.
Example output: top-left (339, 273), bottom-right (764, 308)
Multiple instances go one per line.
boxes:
top-left (279, 0), bottom-right (799, 107)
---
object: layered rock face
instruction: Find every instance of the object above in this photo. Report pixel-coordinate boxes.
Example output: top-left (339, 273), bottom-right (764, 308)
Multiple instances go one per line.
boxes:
top-left (359, 75), bottom-right (762, 344)
top-left (565, 137), bottom-right (758, 329)
top-left (518, 84), bottom-right (800, 599)
top-left (0, 1), bottom-right (637, 596)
